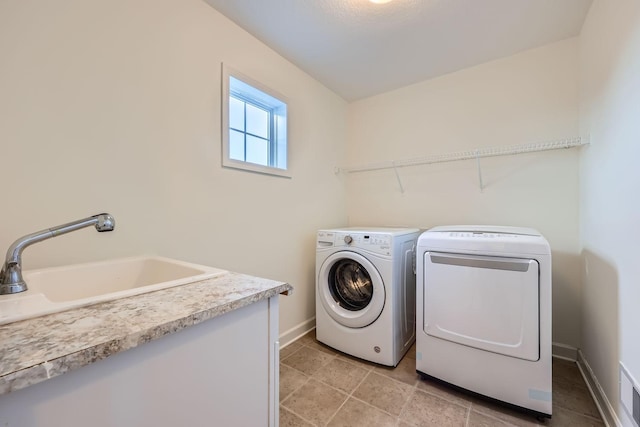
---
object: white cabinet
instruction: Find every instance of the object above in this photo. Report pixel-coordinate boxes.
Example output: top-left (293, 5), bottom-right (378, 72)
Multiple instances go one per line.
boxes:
top-left (0, 296), bottom-right (280, 426)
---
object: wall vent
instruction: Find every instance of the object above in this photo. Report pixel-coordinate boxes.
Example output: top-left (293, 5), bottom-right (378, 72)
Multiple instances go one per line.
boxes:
top-left (633, 386), bottom-right (640, 426)
top-left (621, 363), bottom-right (640, 427)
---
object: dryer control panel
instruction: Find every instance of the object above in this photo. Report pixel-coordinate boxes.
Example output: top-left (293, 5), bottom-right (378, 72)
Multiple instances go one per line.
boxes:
top-left (317, 230), bottom-right (392, 256)
top-left (447, 231), bottom-right (521, 239)
top-left (418, 226), bottom-right (550, 256)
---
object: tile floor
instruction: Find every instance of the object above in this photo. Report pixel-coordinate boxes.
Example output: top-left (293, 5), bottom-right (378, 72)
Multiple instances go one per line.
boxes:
top-left (279, 331), bottom-right (605, 427)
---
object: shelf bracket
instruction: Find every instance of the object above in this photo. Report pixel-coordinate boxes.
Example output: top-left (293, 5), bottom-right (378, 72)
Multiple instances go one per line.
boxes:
top-left (392, 162), bottom-right (405, 194)
top-left (475, 150), bottom-right (484, 192)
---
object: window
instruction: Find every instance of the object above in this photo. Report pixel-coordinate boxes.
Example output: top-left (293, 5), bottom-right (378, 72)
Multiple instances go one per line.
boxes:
top-left (222, 64), bottom-right (289, 177)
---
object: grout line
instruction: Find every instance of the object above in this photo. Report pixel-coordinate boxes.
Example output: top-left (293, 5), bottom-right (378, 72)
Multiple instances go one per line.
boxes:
top-left (279, 375), bottom-right (312, 406)
top-left (347, 393), bottom-right (412, 423)
top-left (279, 344), bottom-right (304, 363)
top-left (303, 352), bottom-right (420, 425)
top-left (416, 386), bottom-right (473, 410)
top-left (464, 405), bottom-right (471, 427)
top-left (397, 387), bottom-right (418, 426)
top-left (280, 360), bottom-right (313, 377)
top-left (333, 354), bottom-right (377, 372)
top-left (323, 369), bottom-right (374, 426)
top-left (279, 402), bottom-right (317, 426)
top-left (286, 335), bottom-right (602, 426)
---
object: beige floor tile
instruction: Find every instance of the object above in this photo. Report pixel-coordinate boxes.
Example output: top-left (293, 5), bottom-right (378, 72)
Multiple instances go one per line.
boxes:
top-left (471, 399), bottom-right (539, 427)
top-left (281, 379), bottom-right (348, 426)
top-left (335, 352), bottom-right (378, 371)
top-left (546, 407), bottom-right (605, 427)
top-left (303, 338), bottom-right (339, 356)
top-left (553, 377), bottom-right (601, 418)
top-left (352, 372), bottom-right (413, 416)
top-left (552, 359), bottom-right (584, 386)
top-left (281, 342), bottom-right (304, 360)
top-left (374, 353), bottom-right (420, 386)
top-left (326, 397), bottom-right (397, 427)
top-left (280, 364), bottom-right (309, 401)
top-left (313, 358), bottom-right (369, 394)
top-left (282, 346), bottom-right (335, 376)
top-left (297, 330), bottom-right (317, 344)
top-left (401, 389), bottom-right (469, 426)
top-left (405, 341), bottom-right (417, 360)
top-left (416, 376), bottom-right (473, 408)
top-left (279, 406), bottom-right (315, 427)
top-left (279, 338), bottom-right (606, 426)
top-left (468, 410), bottom-right (516, 426)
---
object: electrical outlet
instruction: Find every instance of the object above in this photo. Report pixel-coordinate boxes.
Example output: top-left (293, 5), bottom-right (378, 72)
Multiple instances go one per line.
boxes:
top-left (621, 363), bottom-right (640, 427)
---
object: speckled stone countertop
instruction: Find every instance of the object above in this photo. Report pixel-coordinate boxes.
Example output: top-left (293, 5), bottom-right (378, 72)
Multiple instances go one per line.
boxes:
top-left (0, 272), bottom-right (292, 396)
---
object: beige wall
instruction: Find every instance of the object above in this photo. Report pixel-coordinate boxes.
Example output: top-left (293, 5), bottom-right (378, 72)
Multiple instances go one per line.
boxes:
top-left (346, 39), bottom-right (582, 349)
top-left (579, 0), bottom-right (640, 424)
top-left (0, 0), bottom-right (348, 337)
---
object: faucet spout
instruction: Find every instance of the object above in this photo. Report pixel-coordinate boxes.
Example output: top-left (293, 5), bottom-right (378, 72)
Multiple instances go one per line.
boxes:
top-left (0, 213), bottom-right (115, 295)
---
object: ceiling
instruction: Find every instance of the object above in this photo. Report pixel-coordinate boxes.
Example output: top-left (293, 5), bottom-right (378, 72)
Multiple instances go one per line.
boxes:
top-left (204, 0), bottom-right (593, 101)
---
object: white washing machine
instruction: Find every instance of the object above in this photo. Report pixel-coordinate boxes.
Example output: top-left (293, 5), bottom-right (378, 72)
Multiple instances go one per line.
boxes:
top-left (316, 227), bottom-right (420, 367)
top-left (416, 226), bottom-right (552, 418)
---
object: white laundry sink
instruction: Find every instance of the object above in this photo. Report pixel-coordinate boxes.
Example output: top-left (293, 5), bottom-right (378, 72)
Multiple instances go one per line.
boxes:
top-left (0, 256), bottom-right (227, 325)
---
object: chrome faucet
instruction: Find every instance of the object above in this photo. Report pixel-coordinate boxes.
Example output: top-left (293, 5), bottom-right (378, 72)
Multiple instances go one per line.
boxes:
top-left (0, 213), bottom-right (115, 295)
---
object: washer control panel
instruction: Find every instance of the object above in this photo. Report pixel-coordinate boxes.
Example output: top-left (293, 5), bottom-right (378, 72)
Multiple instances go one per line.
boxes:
top-left (317, 230), bottom-right (392, 255)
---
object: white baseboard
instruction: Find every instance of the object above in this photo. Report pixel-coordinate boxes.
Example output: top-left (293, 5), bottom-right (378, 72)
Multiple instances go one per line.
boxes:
top-left (577, 349), bottom-right (622, 427)
top-left (552, 342), bottom-right (578, 361)
top-left (279, 317), bottom-right (315, 348)
top-left (281, 333), bottom-right (579, 357)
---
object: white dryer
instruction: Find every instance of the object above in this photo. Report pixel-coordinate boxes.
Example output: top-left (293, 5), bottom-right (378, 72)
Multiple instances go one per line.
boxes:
top-left (316, 227), bottom-right (420, 367)
top-left (416, 226), bottom-right (552, 418)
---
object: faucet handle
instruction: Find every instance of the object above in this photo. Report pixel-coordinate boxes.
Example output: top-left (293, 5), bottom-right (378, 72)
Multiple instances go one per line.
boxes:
top-left (0, 264), bottom-right (27, 294)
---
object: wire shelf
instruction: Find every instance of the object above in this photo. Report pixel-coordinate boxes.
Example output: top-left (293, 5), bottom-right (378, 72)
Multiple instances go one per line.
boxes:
top-left (340, 137), bottom-right (587, 174)
top-left (338, 136), bottom-right (588, 193)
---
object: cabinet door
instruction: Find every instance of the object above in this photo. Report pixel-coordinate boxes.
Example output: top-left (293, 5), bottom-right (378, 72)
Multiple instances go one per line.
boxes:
top-left (423, 252), bottom-right (539, 361)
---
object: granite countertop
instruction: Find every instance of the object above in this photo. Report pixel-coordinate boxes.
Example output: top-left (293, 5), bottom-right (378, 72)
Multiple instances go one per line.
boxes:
top-left (0, 272), bottom-right (292, 396)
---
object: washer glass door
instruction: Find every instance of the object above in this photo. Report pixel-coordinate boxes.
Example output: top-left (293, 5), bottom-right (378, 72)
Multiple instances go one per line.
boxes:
top-left (329, 259), bottom-right (373, 311)
top-left (319, 251), bottom-right (385, 328)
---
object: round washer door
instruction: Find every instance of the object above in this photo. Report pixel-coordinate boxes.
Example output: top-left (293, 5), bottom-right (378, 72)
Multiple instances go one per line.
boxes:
top-left (318, 251), bottom-right (385, 328)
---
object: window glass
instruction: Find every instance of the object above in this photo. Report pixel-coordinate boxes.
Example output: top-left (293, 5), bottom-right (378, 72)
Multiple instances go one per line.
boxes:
top-left (245, 103), bottom-right (269, 139)
top-left (229, 129), bottom-right (245, 161)
top-left (246, 135), bottom-right (269, 166)
top-left (229, 96), bottom-right (245, 131)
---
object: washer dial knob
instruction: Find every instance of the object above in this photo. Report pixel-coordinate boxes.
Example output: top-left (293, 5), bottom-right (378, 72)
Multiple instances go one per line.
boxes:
top-left (344, 235), bottom-right (353, 244)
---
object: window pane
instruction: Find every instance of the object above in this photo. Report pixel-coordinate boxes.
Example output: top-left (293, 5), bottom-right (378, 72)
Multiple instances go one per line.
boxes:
top-left (229, 96), bottom-right (245, 131)
top-left (246, 103), bottom-right (269, 138)
top-left (246, 135), bottom-right (268, 166)
top-left (229, 129), bottom-right (245, 161)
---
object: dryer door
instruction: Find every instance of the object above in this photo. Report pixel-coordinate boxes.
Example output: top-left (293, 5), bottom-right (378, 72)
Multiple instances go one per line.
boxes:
top-left (423, 251), bottom-right (540, 361)
top-left (318, 251), bottom-right (386, 328)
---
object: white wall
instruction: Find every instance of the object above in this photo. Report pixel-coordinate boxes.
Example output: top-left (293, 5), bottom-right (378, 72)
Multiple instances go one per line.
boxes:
top-left (0, 0), bottom-right (348, 336)
top-left (579, 1), bottom-right (640, 425)
top-left (346, 39), bottom-right (582, 349)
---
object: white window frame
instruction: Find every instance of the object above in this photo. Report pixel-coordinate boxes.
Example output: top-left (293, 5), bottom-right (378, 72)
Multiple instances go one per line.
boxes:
top-left (221, 64), bottom-right (290, 178)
